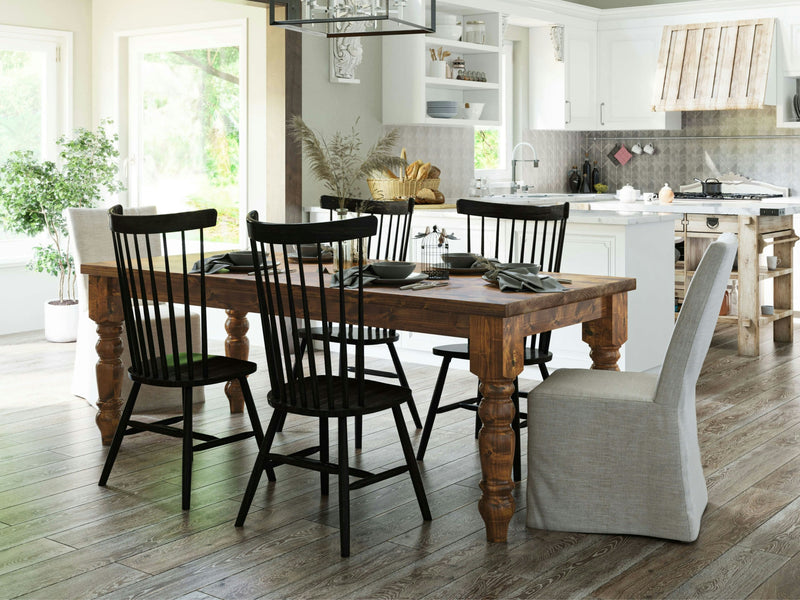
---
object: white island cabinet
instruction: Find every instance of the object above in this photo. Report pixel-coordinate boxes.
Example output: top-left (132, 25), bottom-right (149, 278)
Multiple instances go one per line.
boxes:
top-left (307, 204), bottom-right (676, 378)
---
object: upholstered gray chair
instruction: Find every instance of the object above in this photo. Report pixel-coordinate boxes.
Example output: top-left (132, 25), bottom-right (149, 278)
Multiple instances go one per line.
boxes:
top-left (526, 232), bottom-right (737, 542)
top-left (66, 206), bottom-right (203, 412)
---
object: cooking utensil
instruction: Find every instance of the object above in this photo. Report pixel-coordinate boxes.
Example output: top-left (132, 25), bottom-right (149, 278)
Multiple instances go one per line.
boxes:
top-left (694, 177), bottom-right (722, 195)
top-left (399, 280), bottom-right (449, 291)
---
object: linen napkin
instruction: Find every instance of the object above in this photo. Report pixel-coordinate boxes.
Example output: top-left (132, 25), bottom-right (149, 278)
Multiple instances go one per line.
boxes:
top-left (191, 251), bottom-right (261, 274)
top-left (330, 265), bottom-right (379, 289)
top-left (483, 263), bottom-right (565, 293)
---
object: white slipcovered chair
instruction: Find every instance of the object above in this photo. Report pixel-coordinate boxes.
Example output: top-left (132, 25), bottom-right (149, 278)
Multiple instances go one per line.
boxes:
top-left (66, 206), bottom-right (204, 412)
top-left (526, 232), bottom-right (737, 542)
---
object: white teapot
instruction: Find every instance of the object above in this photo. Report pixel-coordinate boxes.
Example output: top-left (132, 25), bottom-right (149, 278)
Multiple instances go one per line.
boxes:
top-left (618, 183), bottom-right (638, 203)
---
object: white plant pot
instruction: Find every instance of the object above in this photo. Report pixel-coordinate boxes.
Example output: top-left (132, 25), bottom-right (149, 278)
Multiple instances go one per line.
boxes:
top-left (44, 299), bottom-right (79, 343)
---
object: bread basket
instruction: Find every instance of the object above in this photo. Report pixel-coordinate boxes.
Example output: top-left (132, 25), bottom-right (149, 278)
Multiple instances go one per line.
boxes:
top-left (367, 178), bottom-right (440, 201)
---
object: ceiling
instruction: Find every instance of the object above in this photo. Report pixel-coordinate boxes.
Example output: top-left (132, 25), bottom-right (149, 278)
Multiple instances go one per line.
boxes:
top-left (561, 0), bottom-right (693, 7)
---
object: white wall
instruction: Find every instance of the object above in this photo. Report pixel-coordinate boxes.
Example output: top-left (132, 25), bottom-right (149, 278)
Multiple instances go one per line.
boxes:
top-left (301, 35), bottom-right (384, 208)
top-left (0, 0), bottom-right (92, 335)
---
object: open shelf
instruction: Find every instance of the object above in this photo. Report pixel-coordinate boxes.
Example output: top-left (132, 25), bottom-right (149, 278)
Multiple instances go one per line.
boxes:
top-left (425, 36), bottom-right (500, 55)
top-left (685, 267), bottom-right (792, 281)
top-left (425, 77), bottom-right (499, 91)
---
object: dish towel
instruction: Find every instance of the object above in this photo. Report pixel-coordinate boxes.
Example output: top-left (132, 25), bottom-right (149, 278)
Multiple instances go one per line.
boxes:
top-left (330, 266), bottom-right (379, 289)
top-left (483, 263), bottom-right (566, 293)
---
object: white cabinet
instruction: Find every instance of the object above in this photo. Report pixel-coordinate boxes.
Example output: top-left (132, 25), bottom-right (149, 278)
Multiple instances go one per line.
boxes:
top-left (529, 25), bottom-right (596, 130)
top-left (596, 25), bottom-right (681, 131)
top-left (383, 8), bottom-right (502, 127)
top-left (776, 18), bottom-right (800, 128)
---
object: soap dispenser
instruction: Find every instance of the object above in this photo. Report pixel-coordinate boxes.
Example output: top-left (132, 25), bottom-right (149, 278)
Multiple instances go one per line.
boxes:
top-left (659, 183), bottom-right (674, 204)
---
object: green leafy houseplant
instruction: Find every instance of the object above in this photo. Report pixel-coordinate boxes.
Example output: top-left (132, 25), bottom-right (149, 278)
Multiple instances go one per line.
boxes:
top-left (288, 115), bottom-right (406, 212)
top-left (0, 119), bottom-right (124, 304)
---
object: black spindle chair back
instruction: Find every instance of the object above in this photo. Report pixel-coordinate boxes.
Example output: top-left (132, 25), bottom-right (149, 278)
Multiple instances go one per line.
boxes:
top-left (249, 212), bottom-right (378, 415)
top-left (109, 205), bottom-right (215, 384)
top-left (321, 195), bottom-right (414, 262)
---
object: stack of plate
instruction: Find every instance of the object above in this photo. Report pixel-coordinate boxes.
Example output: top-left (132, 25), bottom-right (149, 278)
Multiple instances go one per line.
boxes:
top-left (427, 100), bottom-right (458, 118)
top-left (793, 94), bottom-right (800, 120)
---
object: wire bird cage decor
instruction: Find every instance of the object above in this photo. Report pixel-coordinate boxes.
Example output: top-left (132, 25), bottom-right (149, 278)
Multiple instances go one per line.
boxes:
top-left (414, 225), bottom-right (456, 280)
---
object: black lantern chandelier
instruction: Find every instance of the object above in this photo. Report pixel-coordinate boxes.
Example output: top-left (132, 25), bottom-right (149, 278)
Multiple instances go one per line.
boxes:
top-left (265, 0), bottom-right (436, 38)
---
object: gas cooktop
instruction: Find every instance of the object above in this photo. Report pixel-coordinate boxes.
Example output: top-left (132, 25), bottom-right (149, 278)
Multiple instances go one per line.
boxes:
top-left (673, 192), bottom-right (783, 201)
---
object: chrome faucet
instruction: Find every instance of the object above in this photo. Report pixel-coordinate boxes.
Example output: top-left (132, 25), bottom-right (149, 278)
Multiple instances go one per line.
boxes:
top-left (510, 142), bottom-right (539, 193)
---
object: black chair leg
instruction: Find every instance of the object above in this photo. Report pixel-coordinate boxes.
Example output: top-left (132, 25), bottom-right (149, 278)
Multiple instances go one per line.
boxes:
top-left (512, 379), bottom-right (521, 483)
top-left (99, 381), bottom-right (141, 487)
top-left (416, 355), bottom-right (451, 461)
top-left (474, 382), bottom-right (482, 439)
top-left (181, 387), bottom-right (193, 510)
top-left (539, 362), bottom-right (550, 380)
top-left (236, 408), bottom-right (282, 528)
top-left (319, 417), bottom-right (329, 496)
top-left (393, 405), bottom-right (431, 521)
top-left (239, 376), bottom-right (265, 447)
top-left (355, 415), bottom-right (363, 450)
top-left (337, 416), bottom-right (351, 557)
top-left (387, 342), bottom-right (422, 429)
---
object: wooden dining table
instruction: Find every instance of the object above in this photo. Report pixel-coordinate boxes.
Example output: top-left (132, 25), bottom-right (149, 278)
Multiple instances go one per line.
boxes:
top-left (82, 256), bottom-right (634, 543)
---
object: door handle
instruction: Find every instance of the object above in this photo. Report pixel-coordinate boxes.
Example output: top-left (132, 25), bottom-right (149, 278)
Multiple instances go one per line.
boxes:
top-left (600, 102), bottom-right (605, 126)
top-left (565, 100), bottom-right (571, 125)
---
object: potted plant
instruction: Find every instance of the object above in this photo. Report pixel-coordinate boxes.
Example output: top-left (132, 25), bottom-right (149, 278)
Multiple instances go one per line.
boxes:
top-left (288, 115), bottom-right (406, 216)
top-left (0, 119), bottom-right (124, 342)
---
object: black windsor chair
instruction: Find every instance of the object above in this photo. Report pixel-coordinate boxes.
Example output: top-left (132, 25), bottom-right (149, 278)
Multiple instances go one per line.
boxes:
top-left (236, 212), bottom-right (431, 557)
top-left (282, 195), bottom-right (422, 448)
top-left (416, 199), bottom-right (570, 482)
top-left (98, 205), bottom-right (264, 510)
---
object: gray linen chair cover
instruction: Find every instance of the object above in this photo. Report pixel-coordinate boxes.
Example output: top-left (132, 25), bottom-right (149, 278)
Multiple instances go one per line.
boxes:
top-left (66, 206), bottom-right (203, 412)
top-left (526, 231), bottom-right (737, 541)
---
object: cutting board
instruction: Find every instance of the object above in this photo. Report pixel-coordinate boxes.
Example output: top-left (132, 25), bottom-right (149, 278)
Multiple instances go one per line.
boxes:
top-left (415, 203), bottom-right (456, 210)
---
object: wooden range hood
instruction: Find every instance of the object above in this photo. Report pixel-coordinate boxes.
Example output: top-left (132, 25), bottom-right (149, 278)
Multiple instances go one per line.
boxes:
top-left (652, 18), bottom-right (775, 112)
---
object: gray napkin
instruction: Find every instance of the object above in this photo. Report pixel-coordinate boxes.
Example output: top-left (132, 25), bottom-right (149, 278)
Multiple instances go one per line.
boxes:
top-left (330, 266), bottom-right (379, 289)
top-left (190, 251), bottom-right (260, 274)
top-left (483, 263), bottom-right (565, 293)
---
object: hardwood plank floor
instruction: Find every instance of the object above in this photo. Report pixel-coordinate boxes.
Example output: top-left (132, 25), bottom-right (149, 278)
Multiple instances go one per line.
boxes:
top-left (0, 324), bottom-right (799, 599)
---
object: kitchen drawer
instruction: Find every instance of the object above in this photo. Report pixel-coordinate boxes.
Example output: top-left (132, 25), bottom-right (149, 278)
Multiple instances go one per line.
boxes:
top-left (686, 214), bottom-right (738, 234)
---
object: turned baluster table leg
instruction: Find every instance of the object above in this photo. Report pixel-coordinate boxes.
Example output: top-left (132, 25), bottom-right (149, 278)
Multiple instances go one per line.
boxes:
top-left (583, 292), bottom-right (627, 371)
top-left (88, 275), bottom-right (125, 446)
top-left (224, 309), bottom-right (249, 413)
top-left (470, 315), bottom-right (524, 543)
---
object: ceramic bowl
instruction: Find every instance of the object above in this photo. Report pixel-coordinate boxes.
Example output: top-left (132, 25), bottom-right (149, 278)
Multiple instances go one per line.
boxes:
top-left (370, 261), bottom-right (416, 279)
top-left (441, 253), bottom-right (479, 268)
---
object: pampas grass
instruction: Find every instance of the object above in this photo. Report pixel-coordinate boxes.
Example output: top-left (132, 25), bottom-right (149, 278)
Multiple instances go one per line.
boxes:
top-left (289, 115), bottom-right (406, 210)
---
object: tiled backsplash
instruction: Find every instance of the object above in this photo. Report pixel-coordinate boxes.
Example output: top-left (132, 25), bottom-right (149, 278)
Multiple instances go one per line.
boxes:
top-left (388, 108), bottom-right (800, 200)
top-left (387, 125), bottom-right (475, 201)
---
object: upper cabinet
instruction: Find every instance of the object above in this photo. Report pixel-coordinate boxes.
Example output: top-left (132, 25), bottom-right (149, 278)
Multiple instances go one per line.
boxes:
top-left (651, 19), bottom-right (776, 112)
top-left (596, 25), bottom-right (680, 130)
top-left (529, 25), bottom-right (596, 130)
top-left (529, 23), bottom-right (679, 131)
top-left (382, 6), bottom-right (502, 127)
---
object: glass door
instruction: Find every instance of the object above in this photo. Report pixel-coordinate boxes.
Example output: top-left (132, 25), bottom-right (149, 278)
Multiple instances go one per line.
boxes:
top-left (128, 24), bottom-right (246, 249)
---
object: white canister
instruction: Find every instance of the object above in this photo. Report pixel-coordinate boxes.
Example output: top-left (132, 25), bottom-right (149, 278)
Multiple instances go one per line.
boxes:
top-left (428, 60), bottom-right (447, 78)
top-left (618, 184), bottom-right (638, 203)
top-left (464, 20), bottom-right (486, 44)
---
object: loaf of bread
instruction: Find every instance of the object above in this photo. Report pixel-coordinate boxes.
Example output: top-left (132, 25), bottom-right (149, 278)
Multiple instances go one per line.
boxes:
top-left (428, 165), bottom-right (441, 179)
top-left (415, 188), bottom-right (445, 204)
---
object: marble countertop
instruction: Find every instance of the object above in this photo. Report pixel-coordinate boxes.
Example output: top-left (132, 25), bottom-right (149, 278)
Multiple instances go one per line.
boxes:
top-left (586, 200), bottom-right (800, 216)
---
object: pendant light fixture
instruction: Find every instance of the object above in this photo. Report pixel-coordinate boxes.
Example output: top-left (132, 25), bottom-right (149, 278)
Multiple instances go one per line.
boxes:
top-left (261, 0), bottom-right (436, 38)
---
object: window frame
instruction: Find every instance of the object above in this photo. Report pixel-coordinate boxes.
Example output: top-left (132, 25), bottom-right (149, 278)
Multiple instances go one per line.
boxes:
top-left (0, 24), bottom-right (72, 268)
top-left (474, 39), bottom-right (513, 181)
top-left (125, 20), bottom-right (249, 247)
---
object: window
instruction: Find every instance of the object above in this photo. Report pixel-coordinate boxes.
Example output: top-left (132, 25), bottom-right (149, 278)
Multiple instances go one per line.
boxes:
top-left (474, 40), bottom-right (513, 179)
top-left (0, 25), bottom-right (70, 264)
top-left (127, 22), bottom-right (247, 249)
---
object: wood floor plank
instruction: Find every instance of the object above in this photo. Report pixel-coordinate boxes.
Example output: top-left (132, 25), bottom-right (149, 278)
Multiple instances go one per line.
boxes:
top-left (2, 323), bottom-right (800, 600)
top-left (666, 546), bottom-right (788, 599)
top-left (747, 552), bottom-right (800, 599)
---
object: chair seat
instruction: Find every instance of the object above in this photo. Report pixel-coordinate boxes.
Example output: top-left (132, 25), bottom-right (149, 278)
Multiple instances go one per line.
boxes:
top-left (129, 354), bottom-right (257, 388)
top-left (302, 326), bottom-right (400, 346)
top-left (432, 342), bottom-right (553, 365)
top-left (268, 377), bottom-right (411, 418)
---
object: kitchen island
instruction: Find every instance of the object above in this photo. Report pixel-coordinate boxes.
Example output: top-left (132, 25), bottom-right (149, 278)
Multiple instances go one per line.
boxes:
top-left (586, 200), bottom-right (800, 357)
top-left (315, 204), bottom-right (677, 376)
